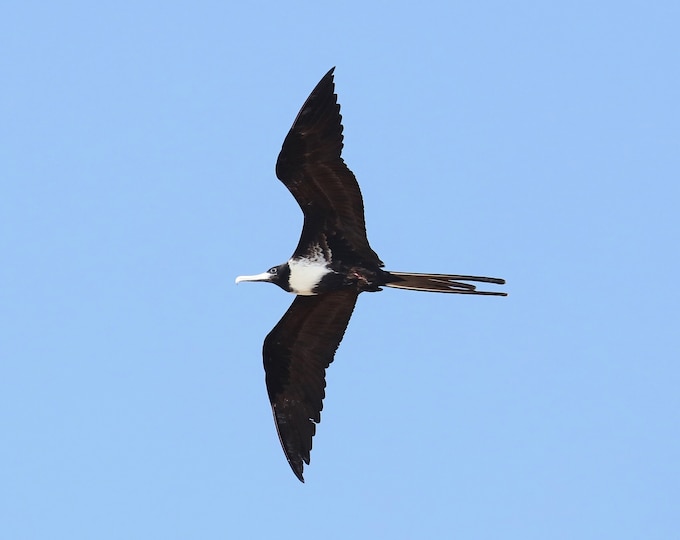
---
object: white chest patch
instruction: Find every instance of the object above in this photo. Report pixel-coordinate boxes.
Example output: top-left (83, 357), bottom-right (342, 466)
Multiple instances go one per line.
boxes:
top-left (288, 255), bottom-right (332, 296)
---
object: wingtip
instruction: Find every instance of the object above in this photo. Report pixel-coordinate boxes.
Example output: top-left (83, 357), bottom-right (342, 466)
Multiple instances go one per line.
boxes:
top-left (271, 405), bottom-right (310, 483)
top-left (290, 461), bottom-right (305, 483)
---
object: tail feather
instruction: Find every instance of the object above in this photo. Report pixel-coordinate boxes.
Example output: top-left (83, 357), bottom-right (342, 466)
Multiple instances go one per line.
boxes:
top-left (385, 272), bottom-right (506, 295)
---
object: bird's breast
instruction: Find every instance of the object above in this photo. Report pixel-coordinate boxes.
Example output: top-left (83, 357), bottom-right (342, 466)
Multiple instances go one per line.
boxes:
top-left (288, 257), bottom-right (333, 295)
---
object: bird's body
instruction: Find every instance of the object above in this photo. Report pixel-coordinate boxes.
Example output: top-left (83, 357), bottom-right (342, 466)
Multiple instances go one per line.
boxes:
top-left (236, 68), bottom-right (506, 482)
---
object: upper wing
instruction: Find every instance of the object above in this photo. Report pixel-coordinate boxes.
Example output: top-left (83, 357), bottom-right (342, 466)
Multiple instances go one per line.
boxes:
top-left (275, 68), bottom-right (382, 266)
top-left (263, 289), bottom-right (359, 482)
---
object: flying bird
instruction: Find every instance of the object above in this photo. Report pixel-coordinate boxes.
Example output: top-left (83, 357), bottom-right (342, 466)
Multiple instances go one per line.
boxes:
top-left (236, 68), bottom-right (506, 482)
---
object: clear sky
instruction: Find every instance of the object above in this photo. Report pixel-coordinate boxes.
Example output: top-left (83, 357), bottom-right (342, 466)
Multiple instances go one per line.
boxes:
top-left (2, 1), bottom-right (679, 539)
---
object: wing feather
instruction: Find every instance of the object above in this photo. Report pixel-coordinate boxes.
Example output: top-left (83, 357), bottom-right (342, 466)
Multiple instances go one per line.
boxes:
top-left (263, 289), bottom-right (359, 482)
top-left (275, 68), bottom-right (382, 266)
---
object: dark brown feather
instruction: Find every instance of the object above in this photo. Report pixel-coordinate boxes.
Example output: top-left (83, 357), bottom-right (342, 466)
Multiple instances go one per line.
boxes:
top-left (275, 67), bottom-right (382, 266)
top-left (386, 272), bottom-right (507, 295)
top-left (263, 289), bottom-right (359, 482)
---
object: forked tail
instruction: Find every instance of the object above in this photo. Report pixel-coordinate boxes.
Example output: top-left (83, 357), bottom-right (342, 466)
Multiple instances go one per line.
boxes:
top-left (385, 272), bottom-right (507, 295)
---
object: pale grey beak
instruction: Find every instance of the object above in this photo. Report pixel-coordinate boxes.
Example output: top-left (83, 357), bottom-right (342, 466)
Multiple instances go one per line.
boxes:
top-left (235, 271), bottom-right (273, 284)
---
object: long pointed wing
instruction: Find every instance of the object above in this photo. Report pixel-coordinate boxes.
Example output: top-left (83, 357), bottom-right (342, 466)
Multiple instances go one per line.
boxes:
top-left (275, 68), bottom-right (382, 266)
top-left (263, 289), bottom-right (359, 482)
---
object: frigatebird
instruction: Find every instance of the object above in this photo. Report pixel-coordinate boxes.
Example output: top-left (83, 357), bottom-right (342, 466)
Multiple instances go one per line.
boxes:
top-left (236, 68), bottom-right (506, 482)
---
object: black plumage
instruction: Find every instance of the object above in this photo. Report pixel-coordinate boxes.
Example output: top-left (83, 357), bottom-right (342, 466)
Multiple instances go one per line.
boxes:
top-left (263, 289), bottom-right (358, 482)
top-left (236, 68), bottom-right (506, 482)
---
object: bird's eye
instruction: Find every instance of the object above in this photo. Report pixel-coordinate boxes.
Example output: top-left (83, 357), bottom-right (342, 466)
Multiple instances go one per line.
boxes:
top-left (269, 267), bottom-right (277, 274)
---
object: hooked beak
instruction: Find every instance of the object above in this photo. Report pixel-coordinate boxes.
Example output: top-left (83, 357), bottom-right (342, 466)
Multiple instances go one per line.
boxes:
top-left (235, 271), bottom-right (273, 284)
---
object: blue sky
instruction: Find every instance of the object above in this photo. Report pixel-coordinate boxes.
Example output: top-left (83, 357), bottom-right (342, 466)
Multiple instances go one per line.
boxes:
top-left (2, 1), bottom-right (679, 538)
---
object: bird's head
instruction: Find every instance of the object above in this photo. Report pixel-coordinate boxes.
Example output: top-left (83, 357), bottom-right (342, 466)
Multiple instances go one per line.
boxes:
top-left (235, 263), bottom-right (291, 292)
